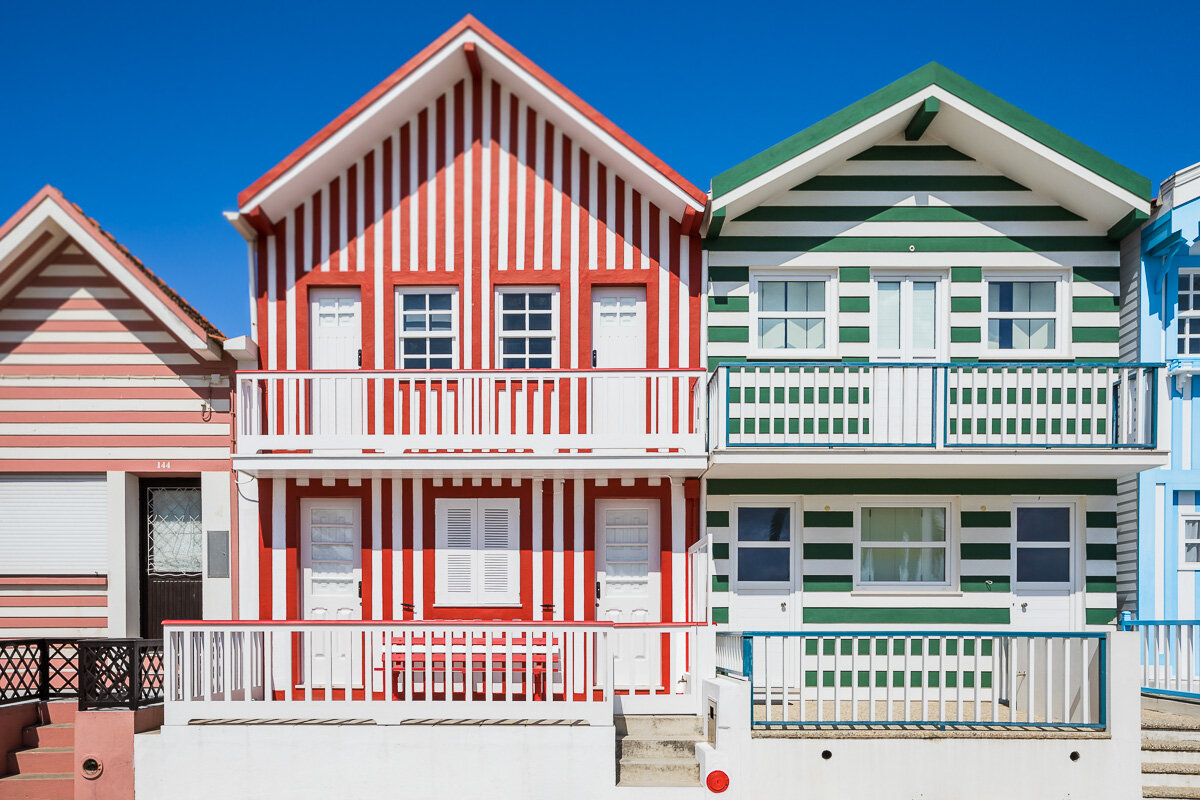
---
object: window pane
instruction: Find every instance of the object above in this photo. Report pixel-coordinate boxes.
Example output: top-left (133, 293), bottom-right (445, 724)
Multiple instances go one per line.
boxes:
top-left (860, 547), bottom-right (945, 583)
top-left (1186, 520), bottom-right (1200, 542)
top-left (502, 313), bottom-right (526, 331)
top-left (912, 281), bottom-right (936, 350)
top-left (502, 293), bottom-right (525, 310)
top-left (759, 318), bottom-right (786, 349)
top-left (786, 281), bottom-right (823, 312)
top-left (1016, 547), bottom-right (1070, 583)
top-left (403, 314), bottom-right (427, 332)
top-left (403, 339), bottom-right (426, 355)
top-left (528, 312), bottom-right (552, 331)
top-left (760, 282), bottom-right (787, 312)
top-left (1014, 319), bottom-right (1055, 350)
top-left (1027, 282), bottom-right (1055, 312)
top-left (429, 338), bottom-right (453, 355)
top-left (529, 357), bottom-right (552, 368)
top-left (529, 338), bottom-right (552, 355)
top-left (403, 294), bottom-right (426, 311)
top-left (1016, 507), bottom-right (1070, 542)
top-left (988, 282), bottom-right (1013, 312)
top-left (737, 507), bottom-right (790, 542)
top-left (786, 318), bottom-right (824, 349)
top-left (862, 507), bottom-right (945, 542)
top-left (429, 293), bottom-right (452, 310)
top-left (737, 548), bottom-right (789, 582)
top-left (877, 282), bottom-right (900, 350)
top-left (429, 313), bottom-right (452, 331)
top-left (529, 293), bottom-right (552, 311)
top-left (988, 318), bottom-right (1013, 350)
top-left (502, 339), bottom-right (525, 355)
top-left (429, 357), bottom-right (452, 369)
top-left (1186, 543), bottom-right (1200, 564)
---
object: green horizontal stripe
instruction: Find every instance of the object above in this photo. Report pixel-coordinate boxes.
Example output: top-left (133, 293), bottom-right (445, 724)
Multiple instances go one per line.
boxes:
top-left (706, 511), bottom-right (729, 528)
top-left (708, 355), bottom-right (745, 370)
top-left (961, 575), bottom-right (1011, 592)
top-left (1086, 511), bottom-right (1117, 529)
top-left (803, 575), bottom-right (854, 592)
top-left (950, 326), bottom-right (981, 343)
top-left (804, 542), bottom-right (854, 560)
top-left (962, 543), bottom-right (1010, 560)
top-left (709, 266), bottom-right (749, 283)
top-left (961, 511), bottom-right (1011, 527)
top-left (951, 266), bottom-right (982, 282)
top-left (707, 479), bottom-right (1117, 496)
top-left (1085, 576), bottom-right (1116, 592)
top-left (708, 236), bottom-right (1114, 253)
top-left (840, 296), bottom-right (870, 313)
top-left (795, 175), bottom-right (1028, 192)
top-left (839, 326), bottom-right (870, 343)
top-left (848, 145), bottom-right (974, 161)
top-left (839, 266), bottom-right (870, 282)
top-left (1073, 267), bottom-right (1119, 283)
top-left (712, 574), bottom-right (730, 592)
top-left (712, 607), bottom-right (729, 624)
top-left (1086, 608), bottom-right (1116, 626)
top-left (709, 326), bottom-right (749, 342)
top-left (1086, 543), bottom-right (1117, 560)
top-left (1073, 295), bottom-right (1120, 313)
top-left (1072, 327), bottom-right (1119, 343)
top-left (804, 607), bottom-right (1010, 624)
top-left (950, 296), bottom-right (982, 313)
top-left (804, 510), bottom-right (854, 527)
top-left (738, 204), bottom-right (1084, 223)
top-left (708, 296), bottom-right (749, 313)
top-left (712, 543), bottom-right (729, 560)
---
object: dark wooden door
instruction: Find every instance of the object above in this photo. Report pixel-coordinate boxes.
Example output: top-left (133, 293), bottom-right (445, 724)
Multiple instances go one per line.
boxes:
top-left (140, 479), bottom-right (203, 638)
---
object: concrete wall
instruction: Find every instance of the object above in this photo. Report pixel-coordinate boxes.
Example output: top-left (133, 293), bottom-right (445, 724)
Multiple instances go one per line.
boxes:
top-left (75, 706), bottom-right (163, 800)
top-left (700, 630), bottom-right (1142, 800)
top-left (0, 702), bottom-right (37, 777)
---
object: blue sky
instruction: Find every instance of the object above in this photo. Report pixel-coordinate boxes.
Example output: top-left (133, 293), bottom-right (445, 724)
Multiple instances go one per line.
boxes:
top-left (2, 0), bottom-right (1195, 338)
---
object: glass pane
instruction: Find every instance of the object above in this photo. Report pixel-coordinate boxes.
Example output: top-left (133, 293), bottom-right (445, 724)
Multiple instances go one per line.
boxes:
top-left (310, 525), bottom-right (354, 543)
top-left (311, 544), bottom-right (354, 562)
top-left (404, 357), bottom-right (427, 368)
top-left (1016, 547), bottom-right (1070, 583)
top-left (312, 508), bottom-right (353, 525)
top-left (502, 312), bottom-right (526, 331)
top-left (1186, 519), bottom-right (1200, 542)
top-left (1016, 507), bottom-right (1071, 542)
top-left (529, 337), bottom-right (552, 355)
top-left (403, 294), bottom-right (426, 311)
top-left (429, 313), bottom-right (452, 331)
top-left (759, 318), bottom-right (785, 349)
top-left (608, 509), bottom-right (649, 527)
top-left (529, 313), bottom-right (552, 331)
top-left (529, 293), bottom-right (552, 310)
top-left (861, 507), bottom-right (946, 542)
top-left (760, 281), bottom-right (786, 312)
top-left (311, 561), bottom-right (354, 576)
top-left (429, 338), bottom-right (453, 355)
top-left (912, 281), bottom-right (936, 350)
top-left (429, 293), bottom-right (452, 310)
top-left (502, 293), bottom-right (525, 310)
top-left (988, 318), bottom-right (1012, 349)
top-left (737, 507), bottom-right (790, 542)
top-left (860, 547), bottom-right (945, 583)
top-left (429, 357), bottom-right (452, 369)
top-left (1186, 543), bottom-right (1200, 564)
top-left (1027, 282), bottom-right (1055, 312)
top-left (147, 487), bottom-right (203, 575)
top-left (502, 338), bottom-right (525, 355)
top-left (988, 282), bottom-right (1013, 312)
top-left (877, 282), bottom-right (900, 350)
top-left (605, 545), bottom-right (648, 562)
top-left (737, 548), bottom-right (789, 582)
top-left (1015, 319), bottom-right (1055, 350)
top-left (530, 357), bottom-right (552, 368)
top-left (403, 313), bottom-right (427, 332)
top-left (403, 338), bottom-right (427, 355)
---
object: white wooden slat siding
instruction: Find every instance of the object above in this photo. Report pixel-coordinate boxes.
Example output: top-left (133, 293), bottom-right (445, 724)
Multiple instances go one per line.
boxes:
top-left (434, 498), bottom-right (520, 606)
top-left (0, 474), bottom-right (106, 573)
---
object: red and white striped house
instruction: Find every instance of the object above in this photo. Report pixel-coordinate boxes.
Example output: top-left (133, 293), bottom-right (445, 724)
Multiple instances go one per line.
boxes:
top-left (210, 15), bottom-right (709, 718)
top-left (0, 186), bottom-right (237, 639)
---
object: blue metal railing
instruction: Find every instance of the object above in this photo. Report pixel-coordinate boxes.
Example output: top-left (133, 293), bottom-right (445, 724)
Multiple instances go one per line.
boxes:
top-left (716, 630), bottom-right (1107, 729)
top-left (1119, 615), bottom-right (1200, 700)
top-left (712, 362), bottom-right (1162, 451)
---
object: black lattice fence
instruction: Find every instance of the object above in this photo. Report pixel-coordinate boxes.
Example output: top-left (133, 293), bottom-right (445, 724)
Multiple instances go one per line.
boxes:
top-left (0, 639), bottom-right (79, 705)
top-left (78, 639), bottom-right (165, 710)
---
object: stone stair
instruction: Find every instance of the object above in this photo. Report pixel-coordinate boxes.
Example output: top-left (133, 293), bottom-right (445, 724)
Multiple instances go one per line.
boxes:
top-left (0, 703), bottom-right (75, 800)
top-left (614, 715), bottom-right (701, 788)
top-left (1143, 708), bottom-right (1200, 799)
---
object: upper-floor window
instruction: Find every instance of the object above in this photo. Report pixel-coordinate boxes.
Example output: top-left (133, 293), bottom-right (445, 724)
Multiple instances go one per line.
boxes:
top-left (396, 288), bottom-right (457, 369)
top-left (984, 275), bottom-right (1065, 355)
top-left (1178, 271), bottom-right (1200, 356)
top-left (749, 272), bottom-right (835, 357)
top-left (497, 287), bottom-right (557, 368)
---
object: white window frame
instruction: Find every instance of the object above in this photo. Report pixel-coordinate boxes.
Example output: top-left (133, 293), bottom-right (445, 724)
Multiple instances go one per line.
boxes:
top-left (869, 270), bottom-right (949, 360)
top-left (1012, 498), bottom-right (1080, 591)
top-left (433, 497), bottom-right (521, 607)
top-left (395, 286), bottom-right (459, 370)
top-left (853, 498), bottom-right (956, 591)
top-left (1181, 514), bottom-right (1200, 571)
top-left (730, 499), bottom-right (799, 591)
top-left (1176, 269), bottom-right (1200, 359)
top-left (748, 270), bottom-right (838, 359)
top-left (495, 286), bottom-right (560, 369)
top-left (981, 271), bottom-right (1071, 359)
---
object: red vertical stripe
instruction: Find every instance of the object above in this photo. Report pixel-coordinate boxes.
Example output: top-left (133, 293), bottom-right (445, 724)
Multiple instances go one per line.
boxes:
top-left (381, 479), bottom-right (393, 620)
top-left (578, 150), bottom-right (589, 272)
top-left (417, 108), bottom-right (429, 270)
top-left (329, 176), bottom-right (341, 271)
top-left (453, 81), bottom-right (465, 279)
top-left (506, 94), bottom-right (519, 270)
top-left (614, 176), bottom-right (625, 270)
top-left (435, 94), bottom-right (447, 272)
top-left (596, 164), bottom-right (607, 269)
top-left (631, 189), bottom-right (643, 266)
top-left (258, 478), bottom-right (272, 619)
top-left (347, 163), bottom-right (359, 270)
top-left (470, 75), bottom-right (484, 368)
top-left (399, 123), bottom-right (411, 272)
top-left (523, 106), bottom-right (537, 268)
top-left (542, 120), bottom-right (555, 271)
top-left (309, 190), bottom-right (321, 272)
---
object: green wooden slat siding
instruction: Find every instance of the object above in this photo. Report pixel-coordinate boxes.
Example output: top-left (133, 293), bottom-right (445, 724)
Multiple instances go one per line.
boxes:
top-left (804, 543), bottom-right (853, 560)
top-left (1085, 576), bottom-right (1117, 592)
top-left (804, 607), bottom-right (1011, 624)
top-left (962, 543), bottom-right (1011, 560)
top-left (950, 267), bottom-right (982, 282)
top-left (709, 266), bottom-right (749, 283)
top-left (712, 607), bottom-right (730, 624)
top-left (736, 205), bottom-right (1087, 223)
top-left (961, 576), bottom-right (1011, 592)
top-left (707, 479), bottom-right (1117, 496)
top-left (1073, 296), bottom-right (1120, 313)
top-left (804, 511), bottom-right (854, 527)
top-left (1086, 544), bottom-right (1117, 560)
top-left (961, 511), bottom-right (1011, 527)
top-left (707, 511), bottom-right (730, 528)
top-left (1073, 267), bottom-right (1120, 283)
top-left (712, 575), bottom-right (730, 592)
top-left (709, 326), bottom-right (749, 342)
top-left (705, 236), bottom-right (1114, 253)
top-left (950, 296), bottom-right (982, 313)
top-left (950, 327), bottom-right (981, 343)
top-left (1086, 511), bottom-right (1118, 528)
top-left (803, 575), bottom-right (855, 591)
top-left (848, 145), bottom-right (974, 161)
top-left (794, 175), bottom-right (1028, 192)
top-left (707, 296), bottom-right (749, 313)
top-left (1086, 608), bottom-right (1117, 625)
top-left (1072, 327), bottom-right (1120, 343)
top-left (839, 326), bottom-right (870, 343)
top-left (839, 267), bottom-right (871, 282)
top-left (839, 296), bottom-right (870, 313)
top-left (712, 543), bottom-right (729, 560)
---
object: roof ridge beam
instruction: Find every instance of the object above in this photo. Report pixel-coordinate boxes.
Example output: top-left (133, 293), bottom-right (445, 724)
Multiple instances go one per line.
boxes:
top-left (904, 97), bottom-right (939, 141)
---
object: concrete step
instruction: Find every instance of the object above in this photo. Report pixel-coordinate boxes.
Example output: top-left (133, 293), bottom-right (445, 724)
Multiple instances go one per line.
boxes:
top-left (35, 704), bottom-right (75, 726)
top-left (616, 757), bottom-right (700, 787)
top-left (1146, 750), bottom-right (1200, 766)
top-left (20, 725), bottom-right (72, 750)
top-left (614, 715), bottom-right (702, 738)
top-left (1144, 787), bottom-right (1200, 800)
top-left (0, 773), bottom-right (73, 800)
top-left (6, 748), bottom-right (74, 776)
top-left (1145, 711), bottom-right (1200, 732)
top-left (1144, 729), bottom-right (1200, 746)
top-left (1143, 773), bottom-right (1200, 789)
top-left (616, 736), bottom-right (697, 760)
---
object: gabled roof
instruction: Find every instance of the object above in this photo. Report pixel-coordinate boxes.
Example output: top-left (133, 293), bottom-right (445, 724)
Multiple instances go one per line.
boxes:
top-left (0, 186), bottom-right (225, 359)
top-left (709, 63), bottom-right (1150, 236)
top-left (237, 15), bottom-right (707, 222)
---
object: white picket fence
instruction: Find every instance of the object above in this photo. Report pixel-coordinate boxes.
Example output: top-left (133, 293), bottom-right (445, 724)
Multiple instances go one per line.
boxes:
top-left (163, 621), bottom-right (707, 725)
top-left (237, 369), bottom-right (706, 455)
top-left (1123, 619), bottom-right (1200, 699)
top-left (716, 631), bottom-right (1106, 728)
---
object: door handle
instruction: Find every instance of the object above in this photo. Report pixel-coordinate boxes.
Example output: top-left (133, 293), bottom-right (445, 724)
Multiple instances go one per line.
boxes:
top-left (596, 580), bottom-right (601, 600)
top-left (357, 348), bottom-right (362, 367)
top-left (358, 581), bottom-right (363, 599)
top-left (780, 602), bottom-right (787, 612)
top-left (592, 349), bottom-right (597, 368)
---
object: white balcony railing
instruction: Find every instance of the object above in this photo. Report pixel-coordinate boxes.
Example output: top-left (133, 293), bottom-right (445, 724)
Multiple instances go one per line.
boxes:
top-left (163, 621), bottom-right (707, 725)
top-left (236, 369), bottom-right (706, 457)
top-left (709, 362), bottom-right (1161, 450)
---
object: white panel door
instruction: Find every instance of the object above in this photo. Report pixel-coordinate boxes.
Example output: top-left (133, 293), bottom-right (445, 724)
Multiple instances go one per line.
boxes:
top-left (591, 287), bottom-right (647, 441)
top-left (301, 498), bottom-right (362, 687)
top-left (872, 275), bottom-right (945, 443)
top-left (1012, 504), bottom-right (1081, 631)
top-left (728, 503), bottom-right (799, 630)
top-left (596, 500), bottom-right (661, 688)
top-left (309, 288), bottom-right (362, 439)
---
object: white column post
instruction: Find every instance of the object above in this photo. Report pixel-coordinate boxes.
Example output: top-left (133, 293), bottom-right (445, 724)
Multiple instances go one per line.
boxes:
top-left (105, 471), bottom-right (139, 637)
top-left (202, 471), bottom-right (233, 620)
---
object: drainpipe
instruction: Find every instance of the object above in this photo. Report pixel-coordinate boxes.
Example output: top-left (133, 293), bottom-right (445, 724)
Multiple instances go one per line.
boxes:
top-left (224, 211), bottom-right (258, 343)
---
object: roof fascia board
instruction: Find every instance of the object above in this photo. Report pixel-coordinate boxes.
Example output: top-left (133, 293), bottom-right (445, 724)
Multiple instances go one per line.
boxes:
top-left (711, 62), bottom-right (1150, 205)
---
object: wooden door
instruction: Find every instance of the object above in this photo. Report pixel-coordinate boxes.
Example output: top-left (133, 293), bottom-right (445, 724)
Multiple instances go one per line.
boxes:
top-left (309, 288), bottom-right (362, 439)
top-left (140, 479), bottom-right (203, 638)
top-left (596, 500), bottom-right (661, 688)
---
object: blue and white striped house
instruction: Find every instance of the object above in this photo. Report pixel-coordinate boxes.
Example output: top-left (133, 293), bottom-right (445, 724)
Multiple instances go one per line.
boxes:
top-left (1123, 163), bottom-right (1200, 621)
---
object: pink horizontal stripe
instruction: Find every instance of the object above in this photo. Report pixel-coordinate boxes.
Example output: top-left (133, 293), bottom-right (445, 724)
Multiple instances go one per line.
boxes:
top-left (0, 411), bottom-right (229, 423)
top-left (0, 435), bottom-right (228, 446)
top-left (0, 459), bottom-right (230, 471)
top-left (165, 619), bottom-right (708, 629)
top-left (0, 576), bottom-right (107, 586)
top-left (0, 595), bottom-right (107, 607)
top-left (0, 617), bottom-right (107, 628)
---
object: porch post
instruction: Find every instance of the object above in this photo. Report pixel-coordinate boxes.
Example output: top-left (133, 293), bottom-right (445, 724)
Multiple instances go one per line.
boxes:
top-left (105, 471), bottom-right (139, 637)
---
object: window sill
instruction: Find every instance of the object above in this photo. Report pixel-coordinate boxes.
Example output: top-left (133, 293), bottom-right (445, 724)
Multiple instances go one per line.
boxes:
top-left (431, 603), bottom-right (524, 609)
top-left (850, 589), bottom-right (962, 597)
top-left (976, 351), bottom-right (1069, 361)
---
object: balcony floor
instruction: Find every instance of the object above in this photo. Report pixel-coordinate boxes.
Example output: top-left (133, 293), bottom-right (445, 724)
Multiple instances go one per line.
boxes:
top-left (232, 452), bottom-right (709, 479)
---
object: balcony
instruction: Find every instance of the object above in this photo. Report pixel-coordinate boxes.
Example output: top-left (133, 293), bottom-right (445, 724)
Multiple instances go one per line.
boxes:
top-left (707, 362), bottom-right (1167, 478)
top-left (234, 369), bottom-right (707, 474)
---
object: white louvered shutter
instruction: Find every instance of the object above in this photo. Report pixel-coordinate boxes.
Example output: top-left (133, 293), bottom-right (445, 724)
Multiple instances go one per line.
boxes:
top-left (435, 499), bottom-right (476, 604)
top-left (479, 499), bottom-right (519, 605)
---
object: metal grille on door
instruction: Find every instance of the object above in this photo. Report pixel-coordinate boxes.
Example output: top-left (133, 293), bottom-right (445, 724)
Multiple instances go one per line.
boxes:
top-left (604, 508), bottom-right (650, 601)
top-left (309, 507), bottom-right (357, 606)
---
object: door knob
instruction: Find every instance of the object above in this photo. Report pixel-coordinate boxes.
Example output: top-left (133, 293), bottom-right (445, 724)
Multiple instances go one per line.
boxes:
top-left (592, 349), bottom-right (597, 367)
top-left (780, 602), bottom-right (787, 612)
top-left (1021, 602), bottom-right (1028, 611)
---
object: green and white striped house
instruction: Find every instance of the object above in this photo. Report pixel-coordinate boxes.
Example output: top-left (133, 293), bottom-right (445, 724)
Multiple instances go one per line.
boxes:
top-left (700, 64), bottom-right (1165, 633)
